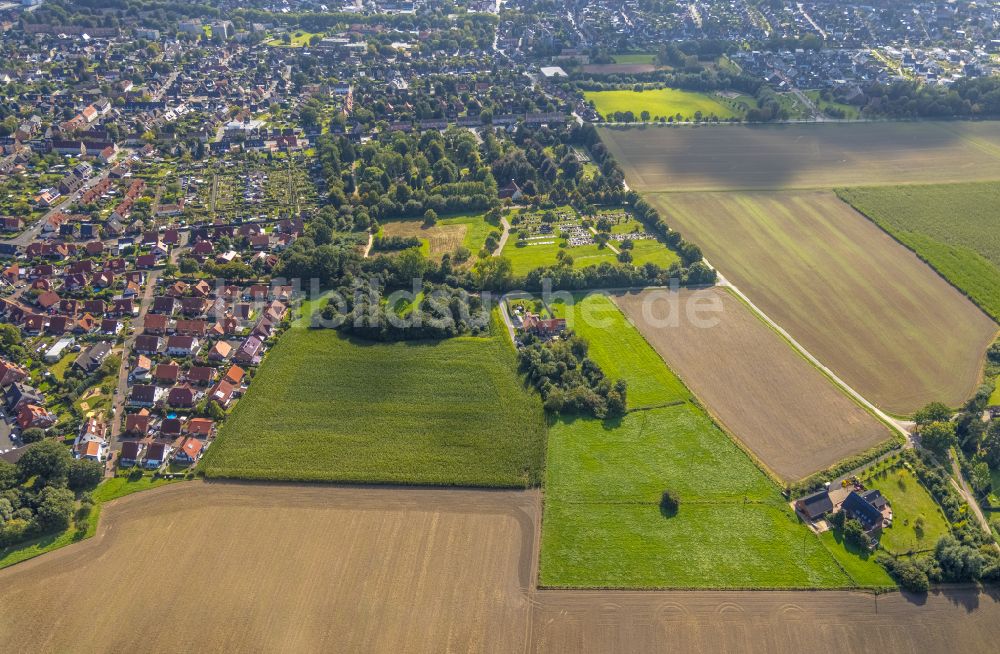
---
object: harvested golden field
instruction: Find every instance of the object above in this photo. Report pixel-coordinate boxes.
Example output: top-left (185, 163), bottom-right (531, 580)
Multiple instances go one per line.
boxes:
top-left (600, 122), bottom-right (1000, 191)
top-left (0, 483), bottom-right (536, 654)
top-left (651, 191), bottom-right (998, 415)
top-left (615, 288), bottom-right (893, 480)
top-left (3, 483), bottom-right (1000, 653)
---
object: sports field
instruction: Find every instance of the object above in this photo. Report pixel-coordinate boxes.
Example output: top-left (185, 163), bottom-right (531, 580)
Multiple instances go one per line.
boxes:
top-left (200, 315), bottom-right (545, 486)
top-left (615, 288), bottom-right (893, 480)
top-left (599, 122), bottom-right (1000, 191)
top-left (539, 294), bottom-right (888, 588)
top-left (650, 191), bottom-right (998, 414)
top-left (838, 182), bottom-right (1000, 321)
top-left (585, 88), bottom-right (739, 122)
top-left (4, 483), bottom-right (1000, 653)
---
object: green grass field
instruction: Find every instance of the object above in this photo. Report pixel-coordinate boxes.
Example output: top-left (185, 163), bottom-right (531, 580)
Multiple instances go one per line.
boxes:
top-left (265, 30), bottom-right (321, 47)
top-left (501, 239), bottom-right (617, 276)
top-left (585, 88), bottom-right (739, 122)
top-left (501, 230), bottom-right (677, 276)
top-left (612, 53), bottom-right (656, 64)
top-left (865, 466), bottom-right (951, 554)
top-left (554, 293), bottom-right (689, 409)
top-left (539, 297), bottom-right (889, 589)
top-left (200, 313), bottom-right (546, 487)
top-left (838, 183), bottom-right (1000, 321)
top-left (541, 407), bottom-right (865, 588)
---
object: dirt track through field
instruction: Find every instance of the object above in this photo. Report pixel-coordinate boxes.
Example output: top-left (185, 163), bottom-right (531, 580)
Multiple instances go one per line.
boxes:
top-left (651, 190), bottom-right (998, 414)
top-left (615, 287), bottom-right (893, 480)
top-left (3, 482), bottom-right (1000, 653)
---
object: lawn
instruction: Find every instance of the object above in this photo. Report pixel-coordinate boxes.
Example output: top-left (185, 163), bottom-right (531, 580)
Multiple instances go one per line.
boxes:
top-left (819, 530), bottom-right (895, 588)
top-left (539, 298), bottom-right (883, 589)
top-left (500, 238), bottom-right (619, 276)
top-left (585, 88), bottom-right (739, 122)
top-left (500, 229), bottom-right (676, 276)
top-left (806, 91), bottom-right (861, 119)
top-left (865, 466), bottom-right (951, 555)
top-left (612, 53), bottom-right (656, 64)
top-left (199, 313), bottom-right (546, 487)
top-left (48, 353), bottom-right (73, 381)
top-left (838, 183), bottom-right (1000, 321)
top-left (651, 190), bottom-right (998, 415)
top-left (265, 30), bottom-right (321, 47)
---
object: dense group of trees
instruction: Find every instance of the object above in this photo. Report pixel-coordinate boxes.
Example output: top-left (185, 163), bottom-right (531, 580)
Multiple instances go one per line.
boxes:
top-left (0, 441), bottom-right (101, 548)
top-left (834, 77), bottom-right (1000, 119)
top-left (518, 333), bottom-right (626, 419)
top-left (318, 277), bottom-right (490, 341)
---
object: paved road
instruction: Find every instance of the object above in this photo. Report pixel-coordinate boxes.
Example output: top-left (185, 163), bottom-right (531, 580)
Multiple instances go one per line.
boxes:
top-left (493, 217), bottom-right (511, 256)
top-left (106, 232), bottom-right (188, 471)
top-left (1, 162), bottom-right (123, 248)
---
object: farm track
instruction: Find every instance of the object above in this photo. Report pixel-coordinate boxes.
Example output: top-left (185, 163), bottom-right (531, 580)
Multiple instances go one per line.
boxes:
top-left (614, 288), bottom-right (896, 481)
top-left (650, 190), bottom-right (998, 414)
top-left (3, 482), bottom-right (1000, 653)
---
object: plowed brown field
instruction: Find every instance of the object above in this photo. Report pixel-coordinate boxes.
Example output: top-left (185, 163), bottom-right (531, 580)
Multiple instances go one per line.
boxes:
top-left (600, 122), bottom-right (1000, 191)
top-left (615, 287), bottom-right (893, 480)
top-left (3, 483), bottom-right (1000, 654)
top-left (650, 191), bottom-right (998, 414)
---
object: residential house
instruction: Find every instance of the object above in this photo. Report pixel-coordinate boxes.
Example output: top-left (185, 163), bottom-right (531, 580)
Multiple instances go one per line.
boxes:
top-left (124, 412), bottom-right (151, 437)
top-left (73, 342), bottom-right (112, 373)
top-left (119, 441), bottom-right (145, 467)
top-left (174, 437), bottom-right (204, 465)
top-left (17, 403), bottom-right (56, 429)
top-left (73, 417), bottom-right (108, 462)
top-left (167, 385), bottom-right (196, 408)
top-left (166, 336), bottom-right (200, 357)
top-left (143, 442), bottom-right (170, 470)
top-left (129, 384), bottom-right (158, 408)
top-left (234, 336), bottom-right (263, 364)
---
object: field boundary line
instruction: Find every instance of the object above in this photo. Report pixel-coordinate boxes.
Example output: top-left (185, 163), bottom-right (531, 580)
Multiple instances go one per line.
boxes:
top-left (708, 268), bottom-right (911, 442)
top-left (835, 187), bottom-right (1000, 330)
top-left (605, 293), bottom-right (791, 489)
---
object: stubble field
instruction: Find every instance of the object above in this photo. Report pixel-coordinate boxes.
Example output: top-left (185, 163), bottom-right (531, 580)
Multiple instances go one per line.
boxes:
top-left (599, 122), bottom-right (1000, 191)
top-left (0, 483), bottom-right (536, 654)
top-left (615, 287), bottom-right (894, 480)
top-left (3, 483), bottom-right (1000, 653)
top-left (650, 190), bottom-right (998, 414)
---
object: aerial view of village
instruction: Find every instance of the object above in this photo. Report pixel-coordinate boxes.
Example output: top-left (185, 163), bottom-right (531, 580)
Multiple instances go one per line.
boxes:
top-left (0, 0), bottom-right (999, 651)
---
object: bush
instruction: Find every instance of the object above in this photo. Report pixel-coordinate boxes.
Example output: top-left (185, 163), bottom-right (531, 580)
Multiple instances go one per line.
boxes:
top-left (877, 553), bottom-right (929, 592)
top-left (659, 489), bottom-right (679, 517)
